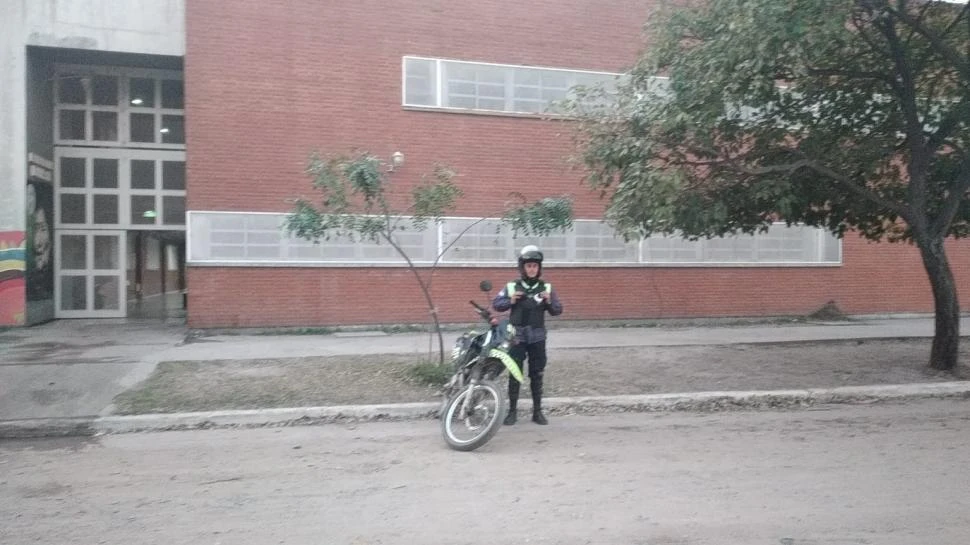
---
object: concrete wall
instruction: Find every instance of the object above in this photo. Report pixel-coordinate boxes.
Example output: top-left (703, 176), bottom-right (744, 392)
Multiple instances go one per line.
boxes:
top-left (1, 0), bottom-right (185, 232)
top-left (0, 0), bottom-right (184, 324)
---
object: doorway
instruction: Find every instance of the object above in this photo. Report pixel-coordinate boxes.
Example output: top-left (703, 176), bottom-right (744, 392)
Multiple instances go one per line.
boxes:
top-left (127, 230), bottom-right (186, 320)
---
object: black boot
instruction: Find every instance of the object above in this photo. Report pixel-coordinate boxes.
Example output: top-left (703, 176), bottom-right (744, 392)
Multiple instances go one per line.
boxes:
top-left (504, 379), bottom-right (519, 425)
top-left (531, 376), bottom-right (548, 425)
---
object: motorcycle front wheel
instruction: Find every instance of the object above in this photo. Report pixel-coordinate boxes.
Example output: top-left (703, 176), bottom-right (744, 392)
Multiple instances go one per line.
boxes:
top-left (440, 380), bottom-right (507, 452)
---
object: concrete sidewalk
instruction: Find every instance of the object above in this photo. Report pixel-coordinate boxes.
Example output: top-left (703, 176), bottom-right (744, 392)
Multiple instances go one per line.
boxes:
top-left (1, 315), bottom-right (968, 436)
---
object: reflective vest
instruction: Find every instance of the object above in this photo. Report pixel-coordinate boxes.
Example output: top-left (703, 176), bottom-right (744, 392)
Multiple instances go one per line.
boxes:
top-left (506, 279), bottom-right (553, 329)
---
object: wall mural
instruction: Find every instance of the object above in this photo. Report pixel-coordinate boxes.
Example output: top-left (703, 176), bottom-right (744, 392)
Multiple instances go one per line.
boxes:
top-left (0, 231), bottom-right (26, 326)
top-left (25, 180), bottom-right (54, 304)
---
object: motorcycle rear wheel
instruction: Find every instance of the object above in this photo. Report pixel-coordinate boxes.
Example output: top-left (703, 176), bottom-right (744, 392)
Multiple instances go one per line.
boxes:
top-left (440, 380), bottom-right (507, 452)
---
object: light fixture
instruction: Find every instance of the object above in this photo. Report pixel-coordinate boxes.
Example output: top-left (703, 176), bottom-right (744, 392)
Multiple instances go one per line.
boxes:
top-left (388, 151), bottom-right (405, 172)
top-left (142, 210), bottom-right (157, 219)
top-left (131, 98), bottom-right (144, 105)
top-left (159, 127), bottom-right (170, 134)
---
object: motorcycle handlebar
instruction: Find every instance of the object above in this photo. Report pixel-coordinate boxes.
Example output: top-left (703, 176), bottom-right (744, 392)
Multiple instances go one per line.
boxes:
top-left (469, 300), bottom-right (492, 320)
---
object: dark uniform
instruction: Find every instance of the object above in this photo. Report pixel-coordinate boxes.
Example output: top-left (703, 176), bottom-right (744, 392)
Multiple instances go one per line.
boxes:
top-left (492, 246), bottom-right (563, 425)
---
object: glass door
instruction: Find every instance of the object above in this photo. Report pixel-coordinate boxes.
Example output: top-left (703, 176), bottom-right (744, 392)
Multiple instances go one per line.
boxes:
top-left (55, 230), bottom-right (126, 318)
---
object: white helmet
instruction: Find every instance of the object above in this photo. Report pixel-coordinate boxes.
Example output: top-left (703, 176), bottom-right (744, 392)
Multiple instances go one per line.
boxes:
top-left (517, 245), bottom-right (544, 278)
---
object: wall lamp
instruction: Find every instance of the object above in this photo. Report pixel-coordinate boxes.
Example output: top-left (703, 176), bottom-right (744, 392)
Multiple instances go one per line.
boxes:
top-left (387, 151), bottom-right (405, 172)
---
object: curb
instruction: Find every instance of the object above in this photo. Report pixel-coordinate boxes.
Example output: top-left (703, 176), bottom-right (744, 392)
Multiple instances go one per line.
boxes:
top-left (3, 381), bottom-right (969, 439)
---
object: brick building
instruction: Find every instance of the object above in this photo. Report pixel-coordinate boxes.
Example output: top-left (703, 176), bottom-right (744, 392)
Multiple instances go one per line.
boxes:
top-left (2, 0), bottom-right (968, 328)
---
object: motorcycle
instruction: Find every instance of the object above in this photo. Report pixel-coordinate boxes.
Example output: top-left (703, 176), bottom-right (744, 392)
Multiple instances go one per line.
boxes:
top-left (438, 280), bottom-right (523, 452)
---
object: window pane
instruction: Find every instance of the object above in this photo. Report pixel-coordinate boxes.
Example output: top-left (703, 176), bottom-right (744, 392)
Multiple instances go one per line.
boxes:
top-left (93, 159), bottom-right (118, 188)
top-left (542, 87), bottom-right (567, 103)
top-left (130, 78), bottom-right (155, 107)
top-left (514, 68), bottom-right (540, 86)
top-left (59, 110), bottom-right (86, 140)
top-left (161, 115), bottom-right (185, 144)
top-left (514, 85), bottom-right (541, 100)
top-left (131, 160), bottom-right (156, 189)
top-left (163, 196), bottom-right (186, 225)
top-left (93, 276), bottom-right (121, 309)
top-left (478, 83), bottom-right (504, 99)
top-left (60, 158), bottom-right (86, 188)
top-left (60, 235), bottom-right (87, 269)
top-left (92, 111), bottom-right (118, 141)
top-left (541, 71), bottom-right (569, 89)
top-left (404, 58), bottom-right (436, 106)
top-left (448, 96), bottom-right (476, 109)
top-left (513, 100), bottom-right (543, 113)
top-left (824, 235), bottom-right (841, 262)
top-left (60, 276), bottom-right (87, 310)
top-left (448, 81), bottom-right (476, 96)
top-left (94, 236), bottom-right (119, 269)
top-left (94, 276), bottom-right (120, 310)
top-left (58, 76), bottom-right (86, 104)
top-left (130, 113), bottom-right (155, 143)
top-left (161, 79), bottom-right (184, 109)
top-left (131, 195), bottom-right (157, 224)
top-left (60, 194), bottom-right (86, 224)
top-left (162, 161), bottom-right (186, 190)
top-left (478, 98), bottom-right (505, 111)
top-left (93, 194), bottom-right (119, 224)
top-left (92, 76), bottom-right (118, 106)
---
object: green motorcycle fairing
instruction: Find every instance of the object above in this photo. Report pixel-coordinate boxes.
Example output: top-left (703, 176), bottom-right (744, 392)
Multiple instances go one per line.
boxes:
top-left (488, 349), bottom-right (523, 383)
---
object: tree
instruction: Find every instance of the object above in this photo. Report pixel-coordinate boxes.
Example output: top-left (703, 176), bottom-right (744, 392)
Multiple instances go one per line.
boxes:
top-left (564, 0), bottom-right (970, 370)
top-left (284, 152), bottom-right (573, 364)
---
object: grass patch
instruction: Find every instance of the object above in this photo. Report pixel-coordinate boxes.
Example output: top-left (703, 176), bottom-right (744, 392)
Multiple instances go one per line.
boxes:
top-left (407, 361), bottom-right (454, 387)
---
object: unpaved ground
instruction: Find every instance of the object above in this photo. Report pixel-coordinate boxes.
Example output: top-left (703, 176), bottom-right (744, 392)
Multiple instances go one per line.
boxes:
top-left (4, 400), bottom-right (970, 545)
top-left (111, 338), bottom-right (969, 414)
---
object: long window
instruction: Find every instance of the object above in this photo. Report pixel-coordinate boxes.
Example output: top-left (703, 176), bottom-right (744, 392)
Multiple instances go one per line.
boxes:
top-left (403, 56), bottom-right (620, 115)
top-left (188, 212), bottom-right (841, 267)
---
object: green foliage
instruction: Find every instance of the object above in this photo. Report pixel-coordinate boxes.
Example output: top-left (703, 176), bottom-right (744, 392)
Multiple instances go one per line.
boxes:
top-left (503, 194), bottom-right (575, 237)
top-left (285, 151), bottom-right (575, 243)
top-left (411, 164), bottom-right (463, 230)
top-left (564, 0), bottom-right (970, 244)
top-left (407, 360), bottom-right (454, 387)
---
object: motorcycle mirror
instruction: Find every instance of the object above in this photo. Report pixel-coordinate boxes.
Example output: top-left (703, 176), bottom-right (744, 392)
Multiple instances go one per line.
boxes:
top-left (479, 280), bottom-right (492, 293)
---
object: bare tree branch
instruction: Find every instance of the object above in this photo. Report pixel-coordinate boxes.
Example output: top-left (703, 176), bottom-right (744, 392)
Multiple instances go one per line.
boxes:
top-left (883, 1), bottom-right (970, 81)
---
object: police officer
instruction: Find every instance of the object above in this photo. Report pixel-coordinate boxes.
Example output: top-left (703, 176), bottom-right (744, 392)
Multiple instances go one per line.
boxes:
top-left (492, 245), bottom-right (563, 425)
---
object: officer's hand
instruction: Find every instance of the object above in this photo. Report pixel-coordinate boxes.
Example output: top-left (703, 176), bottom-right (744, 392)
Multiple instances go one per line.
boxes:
top-left (539, 291), bottom-right (550, 302)
top-left (511, 291), bottom-right (525, 303)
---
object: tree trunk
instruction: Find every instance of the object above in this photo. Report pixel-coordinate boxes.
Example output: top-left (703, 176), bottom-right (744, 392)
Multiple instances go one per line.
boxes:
top-left (917, 236), bottom-right (961, 371)
top-left (410, 269), bottom-right (446, 366)
top-left (380, 231), bottom-right (447, 365)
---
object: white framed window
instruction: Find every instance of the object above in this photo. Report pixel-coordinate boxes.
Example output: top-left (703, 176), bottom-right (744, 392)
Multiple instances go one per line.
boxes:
top-left (55, 148), bottom-right (186, 231)
top-left (402, 56), bottom-right (621, 115)
top-left (188, 212), bottom-right (841, 267)
top-left (54, 65), bottom-right (185, 149)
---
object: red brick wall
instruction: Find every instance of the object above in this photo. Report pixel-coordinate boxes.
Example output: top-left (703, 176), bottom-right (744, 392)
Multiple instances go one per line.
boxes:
top-left (184, 0), bottom-right (970, 328)
top-left (186, 236), bottom-right (970, 328)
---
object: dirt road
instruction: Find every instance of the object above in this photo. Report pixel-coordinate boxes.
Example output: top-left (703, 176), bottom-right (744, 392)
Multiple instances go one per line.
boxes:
top-left (3, 399), bottom-right (970, 544)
